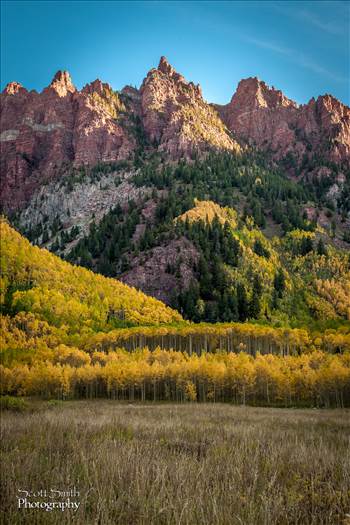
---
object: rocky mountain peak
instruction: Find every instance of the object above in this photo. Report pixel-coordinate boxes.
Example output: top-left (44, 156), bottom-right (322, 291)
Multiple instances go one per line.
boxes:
top-left (314, 93), bottom-right (350, 119)
top-left (82, 78), bottom-right (112, 95)
top-left (158, 56), bottom-right (175, 76)
top-left (1, 60), bottom-right (349, 215)
top-left (219, 76), bottom-right (349, 168)
top-left (142, 56), bottom-right (201, 96)
top-left (232, 77), bottom-right (298, 110)
top-left (139, 56), bottom-right (236, 156)
top-left (154, 56), bottom-right (195, 89)
top-left (48, 70), bottom-right (76, 97)
top-left (2, 81), bottom-right (26, 95)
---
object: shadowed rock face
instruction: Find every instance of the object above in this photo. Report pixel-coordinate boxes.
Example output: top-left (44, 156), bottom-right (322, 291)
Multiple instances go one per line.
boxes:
top-left (1, 58), bottom-right (349, 213)
top-left (120, 237), bottom-right (200, 305)
top-left (217, 77), bottom-right (350, 167)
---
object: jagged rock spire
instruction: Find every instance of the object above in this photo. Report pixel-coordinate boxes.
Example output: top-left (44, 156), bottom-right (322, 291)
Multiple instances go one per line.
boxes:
top-left (3, 81), bottom-right (26, 95)
top-left (49, 70), bottom-right (76, 97)
top-left (158, 56), bottom-right (176, 76)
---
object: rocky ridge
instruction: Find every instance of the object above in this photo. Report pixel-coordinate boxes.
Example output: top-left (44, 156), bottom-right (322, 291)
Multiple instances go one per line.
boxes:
top-left (120, 237), bottom-right (200, 304)
top-left (1, 56), bottom-right (349, 248)
top-left (1, 57), bottom-right (240, 213)
top-left (1, 70), bottom-right (136, 212)
top-left (217, 77), bottom-right (350, 168)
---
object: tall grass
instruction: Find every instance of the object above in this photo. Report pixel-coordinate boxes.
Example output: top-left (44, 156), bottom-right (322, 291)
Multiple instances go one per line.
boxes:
top-left (1, 402), bottom-right (349, 524)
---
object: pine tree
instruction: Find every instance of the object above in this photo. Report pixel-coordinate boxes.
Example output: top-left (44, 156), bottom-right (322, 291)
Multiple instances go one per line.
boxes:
top-left (253, 239), bottom-right (270, 259)
top-left (249, 274), bottom-right (262, 319)
top-left (198, 256), bottom-right (212, 300)
top-left (273, 269), bottom-right (285, 298)
top-left (300, 236), bottom-right (313, 256)
top-left (317, 238), bottom-right (327, 256)
top-left (237, 283), bottom-right (249, 322)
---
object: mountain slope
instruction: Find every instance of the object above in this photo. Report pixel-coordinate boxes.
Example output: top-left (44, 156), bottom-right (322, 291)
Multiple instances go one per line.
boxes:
top-left (0, 219), bottom-right (183, 330)
top-left (0, 73), bottom-right (136, 212)
top-left (65, 183), bottom-right (350, 325)
top-left (1, 58), bottom-right (349, 330)
top-left (2, 56), bottom-right (349, 217)
top-left (1, 57), bottom-right (240, 213)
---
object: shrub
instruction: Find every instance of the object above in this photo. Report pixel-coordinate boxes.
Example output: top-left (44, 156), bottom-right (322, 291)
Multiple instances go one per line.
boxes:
top-left (0, 395), bottom-right (28, 412)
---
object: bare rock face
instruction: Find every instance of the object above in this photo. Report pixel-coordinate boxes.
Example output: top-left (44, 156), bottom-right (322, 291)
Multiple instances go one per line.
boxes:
top-left (0, 58), bottom-right (240, 213)
top-left (3, 81), bottom-right (26, 95)
top-left (72, 79), bottom-right (135, 166)
top-left (1, 59), bottom-right (349, 215)
top-left (46, 70), bottom-right (76, 97)
top-left (0, 71), bottom-right (135, 212)
top-left (18, 169), bottom-right (149, 253)
top-left (217, 78), bottom-right (298, 154)
top-left (120, 237), bottom-right (199, 304)
top-left (300, 95), bottom-right (350, 164)
top-left (218, 77), bottom-right (350, 168)
top-left (140, 56), bottom-right (240, 158)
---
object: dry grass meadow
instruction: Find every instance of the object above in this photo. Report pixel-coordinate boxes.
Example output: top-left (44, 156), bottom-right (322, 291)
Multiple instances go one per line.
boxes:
top-left (1, 401), bottom-right (350, 524)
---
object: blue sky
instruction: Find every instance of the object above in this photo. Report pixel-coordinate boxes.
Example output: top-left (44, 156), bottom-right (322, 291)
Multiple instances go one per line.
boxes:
top-left (1, 1), bottom-right (349, 105)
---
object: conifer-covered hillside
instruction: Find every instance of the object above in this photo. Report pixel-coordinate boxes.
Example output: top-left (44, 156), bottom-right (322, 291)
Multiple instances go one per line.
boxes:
top-left (15, 150), bottom-right (349, 325)
top-left (172, 200), bottom-right (350, 324)
top-left (0, 220), bottom-right (183, 333)
top-left (64, 187), bottom-right (350, 325)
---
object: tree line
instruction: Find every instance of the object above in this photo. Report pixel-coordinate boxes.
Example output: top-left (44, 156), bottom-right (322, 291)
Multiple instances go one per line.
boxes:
top-left (1, 348), bottom-right (349, 408)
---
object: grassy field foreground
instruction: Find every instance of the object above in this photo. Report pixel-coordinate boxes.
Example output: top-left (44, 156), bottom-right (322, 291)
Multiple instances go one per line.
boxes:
top-left (1, 402), bottom-right (350, 524)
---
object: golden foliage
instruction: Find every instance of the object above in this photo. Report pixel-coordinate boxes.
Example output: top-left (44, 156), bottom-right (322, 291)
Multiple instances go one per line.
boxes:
top-left (1, 349), bottom-right (349, 407)
top-left (178, 103), bottom-right (241, 153)
top-left (176, 199), bottom-right (237, 227)
top-left (315, 279), bottom-right (350, 320)
top-left (0, 220), bottom-right (183, 330)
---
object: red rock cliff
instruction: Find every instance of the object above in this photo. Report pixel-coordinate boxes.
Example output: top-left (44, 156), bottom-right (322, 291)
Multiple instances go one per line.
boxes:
top-left (1, 60), bottom-right (349, 213)
top-left (218, 77), bottom-right (350, 167)
top-left (1, 71), bottom-right (135, 211)
top-left (139, 56), bottom-right (240, 158)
